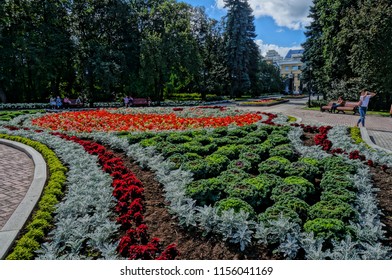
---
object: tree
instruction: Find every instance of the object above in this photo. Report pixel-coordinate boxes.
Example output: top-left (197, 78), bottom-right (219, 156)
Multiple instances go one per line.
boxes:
top-left (340, 0), bottom-right (392, 109)
top-left (224, 0), bottom-right (258, 97)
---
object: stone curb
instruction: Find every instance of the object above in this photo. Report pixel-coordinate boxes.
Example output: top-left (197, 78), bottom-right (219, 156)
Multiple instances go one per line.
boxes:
top-left (0, 139), bottom-right (47, 259)
top-left (360, 127), bottom-right (392, 154)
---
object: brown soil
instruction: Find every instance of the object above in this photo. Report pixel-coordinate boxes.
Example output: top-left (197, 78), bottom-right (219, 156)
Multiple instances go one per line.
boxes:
top-left (370, 167), bottom-right (392, 246)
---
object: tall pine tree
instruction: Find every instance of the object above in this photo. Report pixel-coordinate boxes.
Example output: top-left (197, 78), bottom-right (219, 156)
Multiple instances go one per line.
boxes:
top-left (224, 0), bottom-right (258, 97)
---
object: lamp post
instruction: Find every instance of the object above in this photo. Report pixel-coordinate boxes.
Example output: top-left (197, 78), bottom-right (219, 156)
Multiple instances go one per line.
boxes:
top-left (308, 66), bottom-right (313, 107)
top-left (288, 72), bottom-right (293, 94)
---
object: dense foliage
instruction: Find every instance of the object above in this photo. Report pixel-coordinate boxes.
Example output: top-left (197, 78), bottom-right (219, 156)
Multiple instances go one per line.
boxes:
top-left (0, 0), bottom-right (277, 104)
top-left (302, 0), bottom-right (392, 109)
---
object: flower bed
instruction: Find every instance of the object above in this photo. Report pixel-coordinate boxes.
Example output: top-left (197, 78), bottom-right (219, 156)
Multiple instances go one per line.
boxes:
top-left (238, 98), bottom-right (289, 106)
top-left (1, 108), bottom-right (392, 259)
top-left (31, 107), bottom-right (264, 132)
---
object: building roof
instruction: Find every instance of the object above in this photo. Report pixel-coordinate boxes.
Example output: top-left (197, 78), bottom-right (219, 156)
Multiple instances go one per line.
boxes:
top-left (285, 49), bottom-right (304, 59)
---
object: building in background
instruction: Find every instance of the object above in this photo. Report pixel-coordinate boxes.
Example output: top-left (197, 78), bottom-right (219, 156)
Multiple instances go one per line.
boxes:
top-left (263, 49), bottom-right (304, 94)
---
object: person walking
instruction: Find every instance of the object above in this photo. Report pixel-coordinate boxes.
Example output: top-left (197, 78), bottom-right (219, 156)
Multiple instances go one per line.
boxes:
top-left (356, 89), bottom-right (376, 127)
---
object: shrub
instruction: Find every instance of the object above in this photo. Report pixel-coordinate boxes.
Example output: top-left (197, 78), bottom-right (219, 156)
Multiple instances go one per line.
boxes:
top-left (166, 133), bottom-right (193, 144)
top-left (211, 126), bottom-right (228, 137)
top-left (268, 133), bottom-right (290, 146)
top-left (168, 153), bottom-right (186, 169)
top-left (245, 144), bottom-right (269, 160)
top-left (184, 152), bottom-right (202, 161)
top-left (205, 154), bottom-right (230, 177)
top-left (269, 144), bottom-right (296, 161)
top-left (258, 205), bottom-right (302, 225)
top-left (258, 156), bottom-right (291, 176)
top-left (186, 178), bottom-right (225, 206)
top-left (216, 168), bottom-right (250, 185)
top-left (227, 127), bottom-right (248, 137)
top-left (226, 174), bottom-right (279, 208)
top-left (211, 136), bottom-right (236, 146)
top-left (320, 156), bottom-right (357, 174)
top-left (239, 151), bottom-right (261, 172)
top-left (298, 157), bottom-right (320, 168)
top-left (285, 160), bottom-right (320, 182)
top-left (271, 176), bottom-right (315, 202)
top-left (238, 136), bottom-right (262, 145)
top-left (215, 197), bottom-right (256, 217)
top-left (320, 188), bottom-right (357, 204)
top-left (139, 137), bottom-right (159, 148)
top-left (320, 171), bottom-right (356, 191)
top-left (247, 129), bottom-right (268, 141)
top-left (227, 158), bottom-right (252, 173)
top-left (214, 144), bottom-right (244, 160)
top-left (183, 159), bottom-right (208, 179)
top-left (126, 132), bottom-right (155, 144)
top-left (193, 135), bottom-right (213, 145)
top-left (304, 218), bottom-right (349, 241)
top-left (274, 197), bottom-right (310, 223)
top-left (308, 199), bottom-right (356, 222)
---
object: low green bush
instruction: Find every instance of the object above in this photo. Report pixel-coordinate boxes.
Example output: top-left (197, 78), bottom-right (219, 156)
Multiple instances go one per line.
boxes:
top-left (183, 159), bottom-right (208, 180)
top-left (247, 129), bottom-right (268, 141)
top-left (320, 171), bottom-right (356, 191)
top-left (205, 154), bottom-right (230, 177)
top-left (227, 158), bottom-right (252, 173)
top-left (267, 133), bottom-right (290, 146)
top-left (304, 218), bottom-right (349, 241)
top-left (239, 151), bottom-right (261, 172)
top-left (186, 178), bottom-right (225, 206)
top-left (238, 136), bottom-right (262, 145)
top-left (215, 197), bottom-right (256, 217)
top-left (216, 168), bottom-right (250, 185)
top-left (258, 156), bottom-right (291, 176)
top-left (320, 188), bottom-right (357, 204)
top-left (168, 153), bottom-right (186, 169)
top-left (269, 144), bottom-right (296, 161)
top-left (320, 156), bottom-right (357, 174)
top-left (258, 204), bottom-right (302, 225)
top-left (274, 197), bottom-right (310, 223)
top-left (166, 133), bottom-right (193, 144)
top-left (227, 127), bottom-right (248, 137)
top-left (285, 160), bottom-right (320, 182)
top-left (270, 176), bottom-right (315, 202)
top-left (214, 144), bottom-right (244, 160)
top-left (308, 199), bottom-right (356, 222)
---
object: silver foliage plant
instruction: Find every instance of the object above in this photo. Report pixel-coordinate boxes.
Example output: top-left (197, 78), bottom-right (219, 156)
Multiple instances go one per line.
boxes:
top-left (0, 127), bottom-right (120, 259)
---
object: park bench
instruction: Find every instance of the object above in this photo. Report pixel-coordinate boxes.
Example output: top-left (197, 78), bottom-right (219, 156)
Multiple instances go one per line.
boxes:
top-left (68, 99), bottom-right (84, 108)
top-left (130, 97), bottom-right (151, 106)
top-left (321, 100), bottom-right (358, 115)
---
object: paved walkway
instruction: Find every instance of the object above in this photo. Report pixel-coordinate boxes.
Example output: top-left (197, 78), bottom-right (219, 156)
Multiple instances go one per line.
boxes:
top-left (0, 144), bottom-right (34, 229)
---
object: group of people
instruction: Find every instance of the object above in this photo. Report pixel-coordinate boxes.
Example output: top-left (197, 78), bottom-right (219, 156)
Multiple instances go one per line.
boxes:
top-left (49, 96), bottom-right (83, 109)
top-left (330, 89), bottom-right (377, 127)
top-left (123, 96), bottom-right (134, 107)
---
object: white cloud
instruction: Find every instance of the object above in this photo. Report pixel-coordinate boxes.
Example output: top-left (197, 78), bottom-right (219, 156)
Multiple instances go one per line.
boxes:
top-left (255, 39), bottom-right (302, 57)
top-left (216, 0), bottom-right (312, 30)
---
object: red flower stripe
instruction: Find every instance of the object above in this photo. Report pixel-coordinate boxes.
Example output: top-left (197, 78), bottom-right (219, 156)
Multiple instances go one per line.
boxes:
top-left (52, 133), bottom-right (179, 260)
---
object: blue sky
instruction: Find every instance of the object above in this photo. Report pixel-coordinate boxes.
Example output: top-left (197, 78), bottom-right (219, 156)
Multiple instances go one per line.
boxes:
top-left (181, 0), bottom-right (312, 57)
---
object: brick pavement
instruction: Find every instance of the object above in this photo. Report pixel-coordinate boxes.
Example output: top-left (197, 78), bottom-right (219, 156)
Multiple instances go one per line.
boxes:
top-left (0, 144), bottom-right (34, 230)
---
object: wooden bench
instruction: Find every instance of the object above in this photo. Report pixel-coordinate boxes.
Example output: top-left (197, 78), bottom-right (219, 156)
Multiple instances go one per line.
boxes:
top-left (321, 100), bottom-right (358, 115)
top-left (68, 99), bottom-right (84, 108)
top-left (130, 97), bottom-right (151, 107)
top-left (335, 101), bottom-right (358, 115)
top-left (321, 101), bottom-right (336, 113)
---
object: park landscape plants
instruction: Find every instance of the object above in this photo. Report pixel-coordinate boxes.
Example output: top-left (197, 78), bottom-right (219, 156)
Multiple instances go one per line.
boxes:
top-left (1, 108), bottom-right (391, 259)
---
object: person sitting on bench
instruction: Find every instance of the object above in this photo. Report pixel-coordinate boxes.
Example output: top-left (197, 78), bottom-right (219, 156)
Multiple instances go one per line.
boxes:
top-left (331, 96), bottom-right (344, 113)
